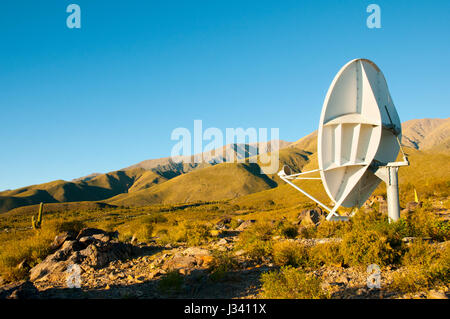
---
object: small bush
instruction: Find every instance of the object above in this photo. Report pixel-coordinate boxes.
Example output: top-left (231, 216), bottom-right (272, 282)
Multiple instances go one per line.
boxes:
top-left (208, 251), bottom-right (239, 282)
top-left (390, 240), bottom-right (450, 293)
top-left (315, 220), bottom-right (350, 238)
top-left (117, 218), bottom-right (154, 242)
top-left (260, 266), bottom-right (328, 299)
top-left (235, 222), bottom-right (275, 260)
top-left (278, 223), bottom-right (298, 239)
top-left (184, 223), bottom-right (212, 246)
top-left (340, 230), bottom-right (397, 267)
top-left (272, 241), bottom-right (309, 268)
top-left (158, 271), bottom-right (184, 293)
top-left (309, 242), bottom-right (343, 267)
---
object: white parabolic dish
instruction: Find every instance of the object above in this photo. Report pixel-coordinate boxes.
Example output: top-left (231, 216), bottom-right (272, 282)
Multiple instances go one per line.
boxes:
top-left (318, 58), bottom-right (402, 208)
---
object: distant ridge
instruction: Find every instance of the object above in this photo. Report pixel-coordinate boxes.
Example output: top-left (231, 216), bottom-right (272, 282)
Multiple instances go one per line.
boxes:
top-left (401, 118), bottom-right (450, 151)
top-left (1, 119), bottom-right (448, 214)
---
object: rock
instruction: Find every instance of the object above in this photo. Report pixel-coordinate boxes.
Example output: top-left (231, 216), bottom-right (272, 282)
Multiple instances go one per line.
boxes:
top-left (217, 238), bottom-right (228, 245)
top-left (50, 231), bottom-right (76, 251)
top-left (6, 281), bottom-right (38, 299)
top-left (406, 201), bottom-right (422, 211)
top-left (428, 290), bottom-right (448, 299)
top-left (184, 247), bottom-right (210, 257)
top-left (215, 217), bottom-right (231, 229)
top-left (234, 249), bottom-right (245, 256)
top-left (79, 236), bottom-right (96, 245)
top-left (76, 228), bottom-right (109, 241)
top-left (163, 256), bottom-right (197, 271)
top-left (92, 233), bottom-right (110, 242)
top-left (379, 200), bottom-right (388, 214)
top-left (17, 259), bottom-right (30, 271)
top-left (30, 228), bottom-right (135, 284)
top-left (402, 237), bottom-right (432, 244)
top-left (236, 220), bottom-right (256, 231)
top-left (298, 207), bottom-right (325, 226)
top-left (80, 242), bottom-right (134, 269)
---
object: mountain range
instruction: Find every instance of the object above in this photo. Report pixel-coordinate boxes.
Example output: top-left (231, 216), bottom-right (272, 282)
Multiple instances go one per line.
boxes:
top-left (1, 118), bottom-right (448, 214)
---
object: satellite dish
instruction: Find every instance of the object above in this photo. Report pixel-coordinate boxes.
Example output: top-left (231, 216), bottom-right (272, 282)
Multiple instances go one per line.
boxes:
top-left (279, 59), bottom-right (409, 222)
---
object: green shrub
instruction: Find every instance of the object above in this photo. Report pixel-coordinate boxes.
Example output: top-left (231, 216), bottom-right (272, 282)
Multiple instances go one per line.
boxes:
top-left (235, 222), bottom-right (275, 260)
top-left (260, 266), bottom-right (328, 299)
top-left (340, 230), bottom-right (397, 267)
top-left (403, 209), bottom-right (449, 241)
top-left (278, 224), bottom-right (298, 239)
top-left (208, 251), bottom-right (239, 282)
top-left (390, 241), bottom-right (449, 293)
top-left (158, 271), bottom-right (184, 293)
top-left (184, 223), bottom-right (212, 246)
top-left (315, 220), bottom-right (350, 238)
top-left (118, 219), bottom-right (154, 242)
top-left (309, 242), bottom-right (343, 267)
top-left (272, 241), bottom-right (309, 268)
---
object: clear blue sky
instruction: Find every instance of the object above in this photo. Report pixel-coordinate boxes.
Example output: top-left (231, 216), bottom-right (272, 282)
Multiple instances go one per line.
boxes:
top-left (1, 0), bottom-right (449, 190)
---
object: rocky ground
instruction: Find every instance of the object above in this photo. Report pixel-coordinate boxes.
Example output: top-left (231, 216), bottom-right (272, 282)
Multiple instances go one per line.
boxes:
top-left (0, 206), bottom-right (448, 299)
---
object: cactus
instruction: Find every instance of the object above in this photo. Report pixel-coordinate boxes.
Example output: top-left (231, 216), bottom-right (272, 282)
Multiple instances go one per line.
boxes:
top-left (31, 202), bottom-right (44, 230)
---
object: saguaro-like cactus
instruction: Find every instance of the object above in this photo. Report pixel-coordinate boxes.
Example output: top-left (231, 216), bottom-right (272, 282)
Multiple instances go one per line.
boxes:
top-left (31, 202), bottom-right (44, 229)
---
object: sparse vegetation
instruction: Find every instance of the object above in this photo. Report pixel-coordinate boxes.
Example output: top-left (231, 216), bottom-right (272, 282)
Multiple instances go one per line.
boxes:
top-left (0, 130), bottom-right (448, 299)
top-left (208, 251), bottom-right (239, 282)
top-left (235, 221), bottom-right (275, 260)
top-left (260, 266), bottom-right (328, 299)
top-left (158, 271), bottom-right (184, 294)
top-left (390, 241), bottom-right (450, 293)
top-left (272, 241), bottom-right (308, 268)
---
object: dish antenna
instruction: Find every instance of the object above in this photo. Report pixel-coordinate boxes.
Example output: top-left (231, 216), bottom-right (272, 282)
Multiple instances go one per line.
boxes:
top-left (279, 59), bottom-right (409, 222)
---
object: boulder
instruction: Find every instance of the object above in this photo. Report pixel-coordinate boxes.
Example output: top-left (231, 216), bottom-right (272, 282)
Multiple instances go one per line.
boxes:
top-left (163, 255), bottom-right (197, 271)
top-left (50, 231), bottom-right (76, 251)
top-left (299, 207), bottom-right (325, 226)
top-left (29, 229), bottom-right (135, 284)
top-left (215, 217), bottom-right (232, 229)
top-left (236, 220), bottom-right (256, 231)
top-left (76, 228), bottom-right (109, 240)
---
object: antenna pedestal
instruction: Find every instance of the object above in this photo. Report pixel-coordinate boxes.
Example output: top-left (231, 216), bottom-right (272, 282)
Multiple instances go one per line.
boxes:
top-left (372, 160), bottom-right (409, 222)
top-left (386, 166), bottom-right (400, 222)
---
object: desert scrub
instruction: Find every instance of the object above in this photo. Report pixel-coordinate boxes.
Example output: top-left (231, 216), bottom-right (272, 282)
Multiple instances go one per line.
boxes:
top-left (340, 229), bottom-right (397, 267)
top-left (117, 217), bottom-right (154, 243)
top-left (272, 241), bottom-right (309, 268)
top-left (403, 209), bottom-right (449, 241)
top-left (275, 221), bottom-right (298, 239)
top-left (0, 219), bottom-right (86, 281)
top-left (235, 222), bottom-right (275, 261)
top-left (314, 220), bottom-right (350, 238)
top-left (260, 266), bottom-right (328, 299)
top-left (309, 242), bottom-right (343, 267)
top-left (208, 250), bottom-right (239, 282)
top-left (158, 271), bottom-right (184, 294)
top-left (183, 222), bottom-right (212, 246)
top-left (390, 241), bottom-right (450, 293)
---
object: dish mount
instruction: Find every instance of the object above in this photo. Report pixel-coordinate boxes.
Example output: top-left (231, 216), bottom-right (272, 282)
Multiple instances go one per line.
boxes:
top-left (279, 59), bottom-right (409, 222)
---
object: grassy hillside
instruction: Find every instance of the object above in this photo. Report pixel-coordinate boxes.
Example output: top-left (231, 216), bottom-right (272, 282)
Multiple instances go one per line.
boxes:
top-left (0, 168), bottom-right (148, 213)
top-left (1, 119), bottom-right (448, 214)
top-left (108, 162), bottom-right (277, 206)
